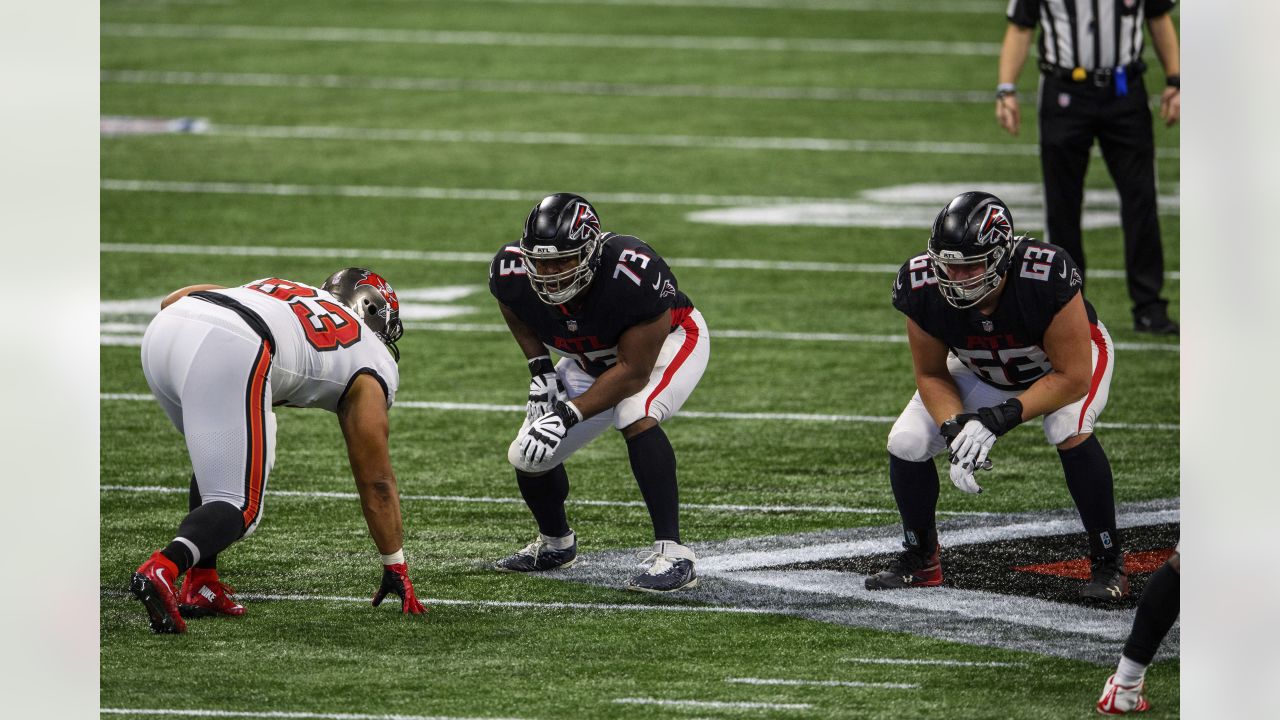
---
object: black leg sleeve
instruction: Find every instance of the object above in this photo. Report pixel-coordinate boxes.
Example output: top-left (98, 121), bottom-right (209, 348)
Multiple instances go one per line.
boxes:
top-left (1059, 435), bottom-right (1122, 560)
top-left (889, 453), bottom-right (940, 535)
top-left (186, 474), bottom-right (220, 570)
top-left (1122, 560), bottom-right (1180, 665)
top-left (626, 425), bottom-right (680, 544)
top-left (160, 500), bottom-right (245, 575)
top-left (516, 465), bottom-right (571, 539)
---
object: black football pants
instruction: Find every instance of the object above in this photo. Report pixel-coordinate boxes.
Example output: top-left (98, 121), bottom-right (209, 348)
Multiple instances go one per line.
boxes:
top-left (1037, 73), bottom-right (1169, 316)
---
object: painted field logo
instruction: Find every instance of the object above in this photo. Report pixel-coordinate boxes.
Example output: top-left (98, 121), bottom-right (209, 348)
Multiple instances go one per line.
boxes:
top-left (685, 182), bottom-right (1181, 231)
top-left (543, 499), bottom-right (1180, 664)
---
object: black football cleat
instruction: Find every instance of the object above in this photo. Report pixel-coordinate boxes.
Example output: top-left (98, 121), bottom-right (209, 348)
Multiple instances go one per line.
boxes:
top-left (1080, 557), bottom-right (1130, 600)
top-left (1132, 306), bottom-right (1179, 336)
top-left (130, 551), bottom-right (187, 634)
top-left (865, 545), bottom-right (943, 590)
top-left (494, 533), bottom-right (578, 572)
top-left (627, 541), bottom-right (697, 593)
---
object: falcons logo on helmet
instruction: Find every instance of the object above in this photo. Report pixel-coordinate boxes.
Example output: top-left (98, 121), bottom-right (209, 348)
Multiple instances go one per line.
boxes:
top-left (567, 202), bottom-right (601, 242)
top-left (355, 271), bottom-right (400, 312)
top-left (976, 205), bottom-right (1012, 247)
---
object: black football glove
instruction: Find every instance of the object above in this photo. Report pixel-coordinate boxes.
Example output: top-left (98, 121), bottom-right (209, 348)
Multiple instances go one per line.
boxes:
top-left (976, 398), bottom-right (1024, 437)
top-left (372, 562), bottom-right (427, 615)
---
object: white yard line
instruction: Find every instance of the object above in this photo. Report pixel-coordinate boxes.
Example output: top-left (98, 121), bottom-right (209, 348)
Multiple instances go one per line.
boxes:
top-left (103, 119), bottom-right (1181, 161)
top-left (101, 69), bottom-right (997, 104)
top-left (98, 239), bottom-right (1179, 282)
top-left (840, 658), bottom-right (1026, 668)
top-left (101, 709), bottom-right (526, 720)
top-left (98, 484), bottom-right (989, 517)
top-left (613, 697), bottom-right (812, 710)
top-left (101, 587), bottom-right (781, 616)
top-left (99, 178), bottom-right (869, 207)
top-left (699, 508), bottom-right (1180, 574)
top-left (379, 0), bottom-right (1000, 13)
top-left (725, 677), bottom-right (918, 690)
top-left (98, 393), bottom-right (1179, 430)
top-left (101, 23), bottom-right (1000, 56)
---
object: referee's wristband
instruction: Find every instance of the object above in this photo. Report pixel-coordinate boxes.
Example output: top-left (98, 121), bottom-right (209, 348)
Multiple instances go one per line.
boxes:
top-left (1165, 74), bottom-right (1179, 89)
top-left (995, 83), bottom-right (1017, 100)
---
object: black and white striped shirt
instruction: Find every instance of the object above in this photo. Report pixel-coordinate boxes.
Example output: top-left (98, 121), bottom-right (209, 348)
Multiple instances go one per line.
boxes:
top-left (1007, 0), bottom-right (1175, 70)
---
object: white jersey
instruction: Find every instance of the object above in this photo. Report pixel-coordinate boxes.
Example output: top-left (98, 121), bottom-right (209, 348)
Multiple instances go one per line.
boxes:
top-left (195, 278), bottom-right (400, 411)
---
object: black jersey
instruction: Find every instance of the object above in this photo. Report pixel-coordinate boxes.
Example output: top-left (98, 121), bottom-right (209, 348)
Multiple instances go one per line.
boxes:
top-left (891, 238), bottom-right (1097, 391)
top-left (490, 233), bottom-right (695, 378)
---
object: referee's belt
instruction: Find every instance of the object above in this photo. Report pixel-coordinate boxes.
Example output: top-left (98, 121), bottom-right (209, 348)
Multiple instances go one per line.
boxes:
top-left (1039, 60), bottom-right (1146, 87)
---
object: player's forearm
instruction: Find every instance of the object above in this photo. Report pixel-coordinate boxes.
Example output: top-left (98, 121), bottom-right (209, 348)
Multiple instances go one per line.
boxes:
top-left (354, 471), bottom-right (405, 555)
top-left (499, 302), bottom-right (550, 359)
top-left (916, 372), bottom-right (965, 426)
top-left (1013, 370), bottom-right (1089, 420)
top-left (1147, 15), bottom-right (1180, 76)
top-left (998, 24), bottom-right (1034, 85)
top-left (567, 364), bottom-right (648, 419)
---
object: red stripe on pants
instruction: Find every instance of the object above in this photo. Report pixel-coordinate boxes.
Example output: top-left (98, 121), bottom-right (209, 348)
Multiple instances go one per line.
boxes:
top-left (1077, 324), bottom-right (1108, 433)
top-left (645, 312), bottom-right (700, 416)
top-left (242, 340), bottom-right (271, 527)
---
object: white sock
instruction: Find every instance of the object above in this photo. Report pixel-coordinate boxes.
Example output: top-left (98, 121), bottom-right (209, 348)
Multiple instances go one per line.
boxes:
top-left (1115, 654), bottom-right (1147, 686)
top-left (541, 530), bottom-right (575, 550)
top-left (654, 540), bottom-right (695, 561)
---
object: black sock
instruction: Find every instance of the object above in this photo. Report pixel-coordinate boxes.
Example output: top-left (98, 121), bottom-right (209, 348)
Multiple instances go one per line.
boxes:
top-left (186, 474), bottom-right (220, 570)
top-left (516, 465), bottom-right (571, 538)
top-left (160, 500), bottom-right (245, 574)
top-left (1123, 561), bottom-right (1180, 664)
top-left (1059, 435), bottom-right (1120, 559)
top-left (626, 425), bottom-right (680, 544)
top-left (889, 453), bottom-right (940, 547)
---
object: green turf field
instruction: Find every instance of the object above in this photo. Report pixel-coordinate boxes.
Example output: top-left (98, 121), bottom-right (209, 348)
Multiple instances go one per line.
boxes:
top-left (100, 1), bottom-right (1180, 717)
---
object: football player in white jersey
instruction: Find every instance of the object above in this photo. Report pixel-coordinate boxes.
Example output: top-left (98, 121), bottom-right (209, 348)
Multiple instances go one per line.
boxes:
top-left (129, 268), bottom-right (426, 634)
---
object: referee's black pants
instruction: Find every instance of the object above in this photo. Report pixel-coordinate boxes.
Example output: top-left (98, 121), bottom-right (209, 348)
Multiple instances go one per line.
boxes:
top-left (1037, 73), bottom-right (1169, 317)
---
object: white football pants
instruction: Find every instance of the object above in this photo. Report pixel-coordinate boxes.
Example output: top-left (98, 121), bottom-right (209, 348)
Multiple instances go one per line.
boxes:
top-left (141, 299), bottom-right (276, 537)
top-left (508, 309), bottom-right (710, 473)
top-left (887, 321), bottom-right (1114, 462)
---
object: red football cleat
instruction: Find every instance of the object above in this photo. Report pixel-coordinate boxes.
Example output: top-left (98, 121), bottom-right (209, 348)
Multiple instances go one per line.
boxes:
top-left (1097, 674), bottom-right (1151, 714)
top-left (130, 551), bottom-right (187, 634)
top-left (179, 567), bottom-right (246, 618)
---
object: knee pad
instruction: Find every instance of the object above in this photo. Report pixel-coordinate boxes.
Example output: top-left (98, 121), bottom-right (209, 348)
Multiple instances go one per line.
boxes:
top-left (887, 427), bottom-right (935, 463)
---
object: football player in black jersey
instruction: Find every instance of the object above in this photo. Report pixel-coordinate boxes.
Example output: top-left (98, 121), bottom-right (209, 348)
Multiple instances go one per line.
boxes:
top-left (867, 191), bottom-right (1128, 600)
top-left (488, 193), bottom-right (710, 593)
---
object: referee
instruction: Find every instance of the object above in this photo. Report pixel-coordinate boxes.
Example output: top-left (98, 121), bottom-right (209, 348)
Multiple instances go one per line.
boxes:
top-left (996, 1), bottom-right (1181, 335)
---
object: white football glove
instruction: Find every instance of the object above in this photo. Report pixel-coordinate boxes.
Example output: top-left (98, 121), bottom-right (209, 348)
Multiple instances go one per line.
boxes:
top-left (525, 356), bottom-right (566, 422)
top-left (949, 419), bottom-right (996, 472)
top-left (949, 461), bottom-right (984, 494)
top-left (514, 401), bottom-right (582, 470)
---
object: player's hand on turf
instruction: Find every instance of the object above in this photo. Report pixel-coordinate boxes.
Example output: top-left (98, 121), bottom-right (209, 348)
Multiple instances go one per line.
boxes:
top-left (372, 562), bottom-right (427, 614)
top-left (516, 401), bottom-right (581, 469)
top-left (526, 356), bottom-right (565, 422)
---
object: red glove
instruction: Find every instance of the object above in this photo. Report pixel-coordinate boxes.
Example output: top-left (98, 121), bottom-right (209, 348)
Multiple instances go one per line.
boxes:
top-left (372, 562), bottom-right (427, 614)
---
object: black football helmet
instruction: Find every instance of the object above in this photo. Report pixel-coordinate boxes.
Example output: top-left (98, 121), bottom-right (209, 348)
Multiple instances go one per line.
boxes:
top-left (927, 191), bottom-right (1016, 309)
top-left (518, 193), bottom-right (604, 305)
top-left (321, 267), bottom-right (404, 361)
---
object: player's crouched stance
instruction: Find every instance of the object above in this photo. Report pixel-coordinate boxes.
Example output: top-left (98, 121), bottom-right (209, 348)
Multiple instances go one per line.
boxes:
top-left (489, 193), bottom-right (710, 593)
top-left (130, 268), bottom-right (427, 633)
top-left (867, 192), bottom-right (1128, 601)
